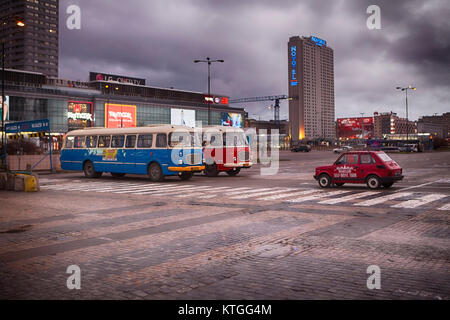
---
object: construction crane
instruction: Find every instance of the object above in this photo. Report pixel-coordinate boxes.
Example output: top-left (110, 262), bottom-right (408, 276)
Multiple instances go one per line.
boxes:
top-left (228, 95), bottom-right (290, 124)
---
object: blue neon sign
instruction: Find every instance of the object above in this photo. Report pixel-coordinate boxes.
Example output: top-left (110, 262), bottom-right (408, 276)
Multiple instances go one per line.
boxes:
top-left (311, 36), bottom-right (326, 47)
top-left (290, 46), bottom-right (298, 86)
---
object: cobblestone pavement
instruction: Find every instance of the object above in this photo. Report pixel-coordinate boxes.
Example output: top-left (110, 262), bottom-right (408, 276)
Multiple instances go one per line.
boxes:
top-left (0, 151), bottom-right (449, 299)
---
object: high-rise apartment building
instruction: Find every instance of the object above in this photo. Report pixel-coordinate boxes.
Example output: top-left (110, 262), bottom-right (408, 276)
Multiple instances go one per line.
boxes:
top-left (288, 36), bottom-right (335, 143)
top-left (0, 0), bottom-right (58, 77)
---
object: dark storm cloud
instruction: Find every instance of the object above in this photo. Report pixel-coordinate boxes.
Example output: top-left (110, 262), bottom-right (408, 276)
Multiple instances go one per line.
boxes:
top-left (59, 0), bottom-right (449, 121)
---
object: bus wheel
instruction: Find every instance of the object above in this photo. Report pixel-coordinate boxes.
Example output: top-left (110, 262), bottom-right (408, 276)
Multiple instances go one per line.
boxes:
top-left (148, 162), bottom-right (164, 182)
top-left (179, 172), bottom-right (193, 181)
top-left (226, 168), bottom-right (241, 176)
top-left (204, 163), bottom-right (219, 177)
top-left (111, 172), bottom-right (126, 178)
top-left (83, 161), bottom-right (102, 178)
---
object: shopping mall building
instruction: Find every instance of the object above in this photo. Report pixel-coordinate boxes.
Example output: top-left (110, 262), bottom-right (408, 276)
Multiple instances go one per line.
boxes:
top-left (1, 70), bottom-right (245, 150)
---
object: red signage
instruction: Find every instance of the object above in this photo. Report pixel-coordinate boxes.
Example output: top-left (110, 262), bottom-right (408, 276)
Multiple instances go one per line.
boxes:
top-left (105, 103), bottom-right (137, 128)
top-left (337, 117), bottom-right (373, 139)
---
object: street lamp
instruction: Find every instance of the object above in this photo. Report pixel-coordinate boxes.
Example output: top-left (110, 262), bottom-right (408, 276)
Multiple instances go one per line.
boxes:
top-left (194, 57), bottom-right (224, 125)
top-left (396, 85), bottom-right (416, 141)
top-left (2, 16), bottom-right (25, 170)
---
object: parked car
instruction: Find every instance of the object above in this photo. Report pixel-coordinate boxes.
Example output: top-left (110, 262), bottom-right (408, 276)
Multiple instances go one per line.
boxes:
top-left (314, 151), bottom-right (403, 189)
top-left (291, 143), bottom-right (311, 152)
top-left (333, 145), bottom-right (353, 153)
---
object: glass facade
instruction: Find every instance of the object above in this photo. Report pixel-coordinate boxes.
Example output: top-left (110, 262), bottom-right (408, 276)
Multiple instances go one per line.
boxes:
top-left (8, 96), bottom-right (68, 132)
top-left (7, 96), bottom-right (240, 132)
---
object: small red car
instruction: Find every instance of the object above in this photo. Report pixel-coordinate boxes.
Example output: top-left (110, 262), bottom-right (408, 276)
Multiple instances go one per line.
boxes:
top-left (314, 151), bottom-right (403, 189)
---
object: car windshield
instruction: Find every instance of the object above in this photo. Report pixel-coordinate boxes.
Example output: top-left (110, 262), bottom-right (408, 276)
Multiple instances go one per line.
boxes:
top-left (377, 152), bottom-right (393, 162)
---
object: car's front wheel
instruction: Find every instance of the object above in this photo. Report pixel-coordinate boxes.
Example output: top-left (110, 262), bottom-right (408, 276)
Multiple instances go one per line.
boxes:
top-left (318, 174), bottom-right (332, 188)
top-left (366, 175), bottom-right (381, 189)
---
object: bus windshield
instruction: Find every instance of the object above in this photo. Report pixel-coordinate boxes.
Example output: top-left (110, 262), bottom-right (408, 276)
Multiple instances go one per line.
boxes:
top-left (223, 132), bottom-right (248, 147)
top-left (169, 132), bottom-right (191, 147)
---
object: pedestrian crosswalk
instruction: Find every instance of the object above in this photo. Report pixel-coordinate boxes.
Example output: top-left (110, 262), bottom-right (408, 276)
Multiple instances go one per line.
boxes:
top-left (39, 178), bottom-right (450, 210)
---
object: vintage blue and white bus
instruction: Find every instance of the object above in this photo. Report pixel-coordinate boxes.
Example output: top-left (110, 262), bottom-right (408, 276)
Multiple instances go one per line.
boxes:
top-left (60, 125), bottom-right (205, 181)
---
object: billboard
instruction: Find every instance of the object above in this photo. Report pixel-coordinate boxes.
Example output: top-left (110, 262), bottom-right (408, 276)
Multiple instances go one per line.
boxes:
top-left (105, 103), bottom-right (137, 128)
top-left (171, 108), bottom-right (196, 127)
top-left (68, 101), bottom-right (93, 130)
top-left (0, 96), bottom-right (9, 121)
top-left (90, 72), bottom-right (145, 85)
top-left (221, 113), bottom-right (242, 128)
top-left (337, 117), bottom-right (373, 139)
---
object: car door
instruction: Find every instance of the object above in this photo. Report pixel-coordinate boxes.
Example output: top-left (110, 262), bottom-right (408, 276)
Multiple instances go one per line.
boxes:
top-left (357, 153), bottom-right (377, 181)
top-left (333, 153), bottom-right (359, 183)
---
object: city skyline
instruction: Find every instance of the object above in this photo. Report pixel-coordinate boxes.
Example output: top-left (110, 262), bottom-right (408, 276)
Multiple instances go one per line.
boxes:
top-left (57, 0), bottom-right (449, 121)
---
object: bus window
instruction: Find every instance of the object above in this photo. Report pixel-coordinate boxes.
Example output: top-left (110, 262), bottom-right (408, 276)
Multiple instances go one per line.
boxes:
top-left (98, 135), bottom-right (111, 148)
top-left (65, 136), bottom-right (74, 148)
top-left (156, 133), bottom-right (168, 148)
top-left (137, 134), bottom-right (153, 148)
top-left (169, 132), bottom-right (189, 147)
top-left (125, 135), bottom-right (136, 148)
top-left (111, 135), bottom-right (125, 148)
top-left (86, 136), bottom-right (97, 148)
top-left (74, 136), bottom-right (86, 148)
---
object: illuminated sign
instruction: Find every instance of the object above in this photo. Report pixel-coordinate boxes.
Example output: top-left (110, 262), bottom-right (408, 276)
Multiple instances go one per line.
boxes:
top-left (289, 46), bottom-right (298, 86)
top-left (105, 103), bottom-right (137, 128)
top-left (311, 36), bottom-right (326, 47)
top-left (68, 101), bottom-right (93, 130)
top-left (221, 113), bottom-right (242, 128)
top-left (204, 96), bottom-right (229, 104)
top-left (337, 117), bottom-right (373, 139)
top-left (90, 72), bottom-right (145, 86)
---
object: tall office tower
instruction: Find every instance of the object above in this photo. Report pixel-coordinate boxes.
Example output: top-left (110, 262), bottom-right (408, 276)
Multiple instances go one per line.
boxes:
top-left (0, 0), bottom-right (59, 77)
top-left (288, 36), bottom-right (335, 143)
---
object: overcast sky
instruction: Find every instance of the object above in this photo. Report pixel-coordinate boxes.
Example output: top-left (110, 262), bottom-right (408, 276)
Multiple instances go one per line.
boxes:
top-left (59, 0), bottom-right (449, 121)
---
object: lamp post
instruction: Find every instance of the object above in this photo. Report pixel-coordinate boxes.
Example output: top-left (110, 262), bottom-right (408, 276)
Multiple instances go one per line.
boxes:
top-left (2, 16), bottom-right (25, 170)
top-left (396, 85), bottom-right (416, 142)
top-left (194, 57), bottom-right (224, 125)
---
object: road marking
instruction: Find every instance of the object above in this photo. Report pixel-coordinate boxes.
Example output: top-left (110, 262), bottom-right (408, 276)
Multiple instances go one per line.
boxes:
top-left (356, 192), bottom-right (413, 206)
top-left (197, 187), bottom-right (252, 199)
top-left (257, 189), bottom-right (315, 201)
top-left (230, 188), bottom-right (297, 200)
top-left (397, 180), bottom-right (442, 192)
top-left (175, 187), bottom-right (233, 198)
top-left (285, 190), bottom-right (351, 203)
top-left (391, 194), bottom-right (448, 209)
top-left (438, 203), bottom-right (450, 210)
top-left (134, 185), bottom-right (196, 195)
top-left (318, 191), bottom-right (376, 205)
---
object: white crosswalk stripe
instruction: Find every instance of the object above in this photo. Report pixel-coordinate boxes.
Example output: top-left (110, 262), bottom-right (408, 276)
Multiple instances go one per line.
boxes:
top-left (438, 203), bottom-right (450, 211)
top-left (197, 187), bottom-right (252, 199)
top-left (318, 191), bottom-right (376, 205)
top-left (355, 192), bottom-right (413, 206)
top-left (134, 185), bottom-right (196, 195)
top-left (230, 188), bottom-right (297, 200)
top-left (257, 189), bottom-right (316, 201)
top-left (284, 190), bottom-right (351, 203)
top-left (391, 193), bottom-right (447, 209)
top-left (175, 186), bottom-right (233, 198)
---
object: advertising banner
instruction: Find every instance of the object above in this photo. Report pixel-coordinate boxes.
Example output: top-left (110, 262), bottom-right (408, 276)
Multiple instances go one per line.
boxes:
top-left (105, 103), bottom-right (137, 128)
top-left (68, 101), bottom-right (93, 130)
top-left (171, 108), bottom-right (196, 127)
top-left (337, 117), bottom-right (373, 139)
top-left (0, 96), bottom-right (9, 121)
top-left (90, 72), bottom-right (145, 85)
top-left (221, 113), bottom-right (242, 128)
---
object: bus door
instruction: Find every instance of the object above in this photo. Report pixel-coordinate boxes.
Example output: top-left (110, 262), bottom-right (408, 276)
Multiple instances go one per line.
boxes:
top-left (123, 135), bottom-right (137, 173)
top-left (135, 134), bottom-right (155, 174)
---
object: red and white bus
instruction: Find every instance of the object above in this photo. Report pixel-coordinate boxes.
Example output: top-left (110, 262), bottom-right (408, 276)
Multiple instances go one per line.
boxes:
top-left (202, 126), bottom-right (252, 176)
